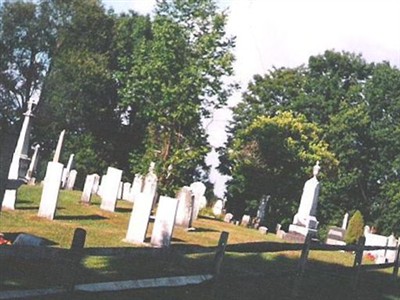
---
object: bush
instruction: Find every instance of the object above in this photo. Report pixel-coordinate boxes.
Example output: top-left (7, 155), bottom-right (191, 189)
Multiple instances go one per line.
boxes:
top-left (344, 210), bottom-right (364, 244)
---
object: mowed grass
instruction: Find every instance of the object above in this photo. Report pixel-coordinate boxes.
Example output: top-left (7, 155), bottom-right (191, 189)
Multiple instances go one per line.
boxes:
top-left (1, 185), bottom-right (400, 299)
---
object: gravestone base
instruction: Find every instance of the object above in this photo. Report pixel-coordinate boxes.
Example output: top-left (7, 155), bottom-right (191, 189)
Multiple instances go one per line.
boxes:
top-left (326, 227), bottom-right (346, 246)
top-left (288, 224), bottom-right (317, 237)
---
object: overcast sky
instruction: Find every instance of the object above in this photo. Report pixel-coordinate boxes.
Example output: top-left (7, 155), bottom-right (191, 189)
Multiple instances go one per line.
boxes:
top-left (103, 0), bottom-right (400, 197)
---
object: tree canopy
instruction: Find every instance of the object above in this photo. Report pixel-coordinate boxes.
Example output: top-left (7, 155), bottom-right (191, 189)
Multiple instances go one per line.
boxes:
top-left (222, 50), bottom-right (400, 235)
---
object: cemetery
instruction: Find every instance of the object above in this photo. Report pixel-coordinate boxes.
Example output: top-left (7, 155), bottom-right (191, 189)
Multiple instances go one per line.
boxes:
top-left (0, 181), bottom-right (400, 299)
top-left (2, 0), bottom-right (400, 299)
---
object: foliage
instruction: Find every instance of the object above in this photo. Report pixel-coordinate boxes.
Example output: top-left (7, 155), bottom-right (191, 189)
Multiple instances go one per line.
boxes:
top-left (344, 210), bottom-right (365, 245)
top-left (0, 0), bottom-right (56, 129)
top-left (222, 50), bottom-right (400, 235)
top-left (223, 111), bottom-right (337, 229)
top-left (116, 0), bottom-right (236, 195)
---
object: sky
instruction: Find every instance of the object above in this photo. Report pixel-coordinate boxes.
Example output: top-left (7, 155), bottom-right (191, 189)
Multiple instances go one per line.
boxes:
top-left (102, 0), bottom-right (400, 197)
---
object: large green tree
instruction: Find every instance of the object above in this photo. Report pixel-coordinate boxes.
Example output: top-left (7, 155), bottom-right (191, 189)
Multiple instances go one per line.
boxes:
top-left (116, 0), bottom-right (236, 195)
top-left (0, 0), bottom-right (57, 130)
top-left (35, 0), bottom-right (123, 185)
top-left (224, 111), bottom-right (337, 229)
top-left (222, 50), bottom-right (400, 235)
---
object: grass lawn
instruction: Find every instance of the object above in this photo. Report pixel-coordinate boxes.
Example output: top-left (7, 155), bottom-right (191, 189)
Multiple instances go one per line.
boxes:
top-left (1, 185), bottom-right (400, 299)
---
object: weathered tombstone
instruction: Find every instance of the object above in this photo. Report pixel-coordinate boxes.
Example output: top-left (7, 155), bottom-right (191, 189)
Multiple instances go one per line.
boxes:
top-left (38, 161), bottom-right (64, 220)
top-left (150, 196), bottom-right (179, 247)
top-left (212, 199), bottom-right (224, 216)
top-left (190, 181), bottom-right (206, 221)
top-left (122, 182), bottom-right (132, 201)
top-left (53, 130), bottom-right (65, 163)
top-left (26, 144), bottom-right (40, 184)
top-left (130, 174), bottom-right (143, 202)
top-left (199, 195), bottom-right (207, 210)
top-left (256, 195), bottom-right (270, 226)
top-left (125, 192), bottom-right (154, 244)
top-left (288, 161), bottom-right (321, 237)
top-left (175, 186), bottom-right (192, 228)
top-left (65, 169), bottom-right (77, 190)
top-left (62, 154), bottom-right (74, 188)
top-left (97, 174), bottom-right (107, 197)
top-left (326, 227), bottom-right (346, 246)
top-left (117, 181), bottom-right (123, 199)
top-left (13, 233), bottom-right (46, 246)
top-left (81, 174), bottom-right (96, 204)
top-left (91, 174), bottom-right (100, 194)
top-left (342, 212), bottom-right (349, 230)
top-left (224, 213), bottom-right (233, 223)
top-left (100, 167), bottom-right (123, 212)
top-left (241, 214), bottom-right (251, 227)
top-left (143, 162), bottom-right (158, 204)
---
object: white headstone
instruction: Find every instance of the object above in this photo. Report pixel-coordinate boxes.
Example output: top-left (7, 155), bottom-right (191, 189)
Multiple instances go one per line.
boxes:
top-left (62, 154), bottom-right (74, 188)
top-left (291, 162), bottom-right (320, 232)
top-left (143, 163), bottom-right (158, 199)
top-left (130, 174), bottom-right (144, 202)
top-left (26, 144), bottom-right (40, 181)
top-left (38, 161), bottom-right (64, 220)
top-left (241, 214), bottom-right (251, 227)
top-left (65, 169), bottom-right (77, 190)
top-left (122, 182), bottom-right (132, 201)
top-left (212, 200), bottom-right (223, 216)
top-left (190, 181), bottom-right (206, 221)
top-left (53, 130), bottom-right (65, 163)
top-left (342, 212), bottom-right (349, 230)
top-left (199, 196), bottom-right (207, 210)
top-left (150, 196), bottom-right (179, 248)
top-left (92, 174), bottom-right (100, 194)
top-left (117, 181), bottom-right (123, 199)
top-left (81, 174), bottom-right (95, 204)
top-left (175, 186), bottom-right (192, 228)
top-left (125, 192), bottom-right (154, 244)
top-left (224, 213), bottom-right (233, 223)
top-left (100, 167), bottom-right (123, 212)
top-left (257, 195), bottom-right (270, 225)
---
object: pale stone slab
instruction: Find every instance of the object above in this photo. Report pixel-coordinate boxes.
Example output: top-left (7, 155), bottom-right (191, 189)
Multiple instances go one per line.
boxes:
top-left (122, 182), bottom-right (132, 201)
top-left (92, 174), bottom-right (100, 194)
top-left (125, 192), bottom-right (154, 243)
top-left (65, 169), bottom-right (77, 190)
top-left (151, 196), bottom-right (179, 247)
top-left (190, 181), bottom-right (206, 221)
top-left (100, 167), bottom-right (123, 212)
top-left (224, 213), bottom-right (233, 223)
top-left (38, 162), bottom-right (64, 220)
top-left (175, 186), bottom-right (192, 228)
top-left (81, 174), bottom-right (95, 204)
top-left (241, 214), bottom-right (251, 227)
top-left (130, 174), bottom-right (143, 201)
top-left (212, 199), bottom-right (223, 216)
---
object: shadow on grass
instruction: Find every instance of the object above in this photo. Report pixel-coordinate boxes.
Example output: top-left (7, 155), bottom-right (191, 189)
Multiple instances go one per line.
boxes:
top-left (55, 215), bottom-right (108, 221)
top-left (16, 206), bottom-right (40, 210)
top-left (114, 207), bottom-right (132, 213)
top-left (3, 247), bottom-right (399, 300)
top-left (188, 227), bottom-right (219, 233)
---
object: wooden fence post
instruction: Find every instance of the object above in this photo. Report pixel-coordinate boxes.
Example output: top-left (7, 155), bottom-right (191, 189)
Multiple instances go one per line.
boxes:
top-left (292, 232), bottom-right (313, 298)
top-left (213, 231), bottom-right (229, 278)
top-left (392, 244), bottom-right (400, 280)
top-left (68, 228), bottom-right (87, 291)
top-left (352, 236), bottom-right (365, 289)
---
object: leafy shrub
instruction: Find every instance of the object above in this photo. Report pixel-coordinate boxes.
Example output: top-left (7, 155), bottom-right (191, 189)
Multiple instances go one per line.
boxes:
top-left (344, 210), bottom-right (364, 244)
